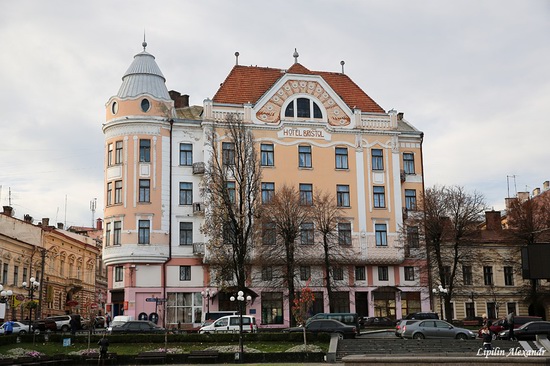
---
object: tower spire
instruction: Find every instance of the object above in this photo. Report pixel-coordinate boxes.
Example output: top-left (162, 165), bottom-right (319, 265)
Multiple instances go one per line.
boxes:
top-left (142, 30), bottom-right (147, 51)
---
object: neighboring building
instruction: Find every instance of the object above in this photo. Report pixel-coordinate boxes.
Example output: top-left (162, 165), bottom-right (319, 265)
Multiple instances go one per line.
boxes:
top-left (102, 44), bottom-right (429, 328)
top-left (432, 184), bottom-right (550, 322)
top-left (0, 207), bottom-right (101, 321)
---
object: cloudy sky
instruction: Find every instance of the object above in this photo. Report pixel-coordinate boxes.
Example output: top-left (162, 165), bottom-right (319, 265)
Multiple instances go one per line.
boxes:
top-left (1, 0), bottom-right (549, 227)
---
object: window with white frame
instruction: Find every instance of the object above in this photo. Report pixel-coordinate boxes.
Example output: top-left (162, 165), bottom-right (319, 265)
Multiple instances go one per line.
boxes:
top-left (139, 139), bottom-right (151, 162)
top-left (179, 266), bottom-right (191, 281)
top-left (115, 266), bottom-right (123, 282)
top-left (373, 186), bottom-right (385, 208)
top-left (180, 143), bottom-right (193, 166)
top-left (403, 153), bottom-right (415, 174)
top-left (179, 182), bottom-right (193, 205)
top-left (404, 266), bottom-right (415, 281)
top-left (138, 220), bottom-right (150, 244)
top-left (375, 223), bottom-right (387, 246)
top-left (285, 97), bottom-right (322, 119)
top-left (405, 189), bottom-right (417, 210)
top-left (337, 185), bottom-right (350, 207)
top-left (355, 266), bottom-right (366, 281)
top-left (299, 183), bottom-right (313, 205)
top-left (378, 266), bottom-right (389, 281)
top-left (338, 223), bottom-right (352, 245)
top-left (335, 147), bottom-right (348, 169)
top-left (261, 143), bottom-right (274, 166)
top-left (301, 222), bottom-right (314, 245)
top-left (179, 222), bottom-right (193, 245)
top-left (298, 145), bottom-right (312, 168)
top-left (371, 149), bottom-right (383, 170)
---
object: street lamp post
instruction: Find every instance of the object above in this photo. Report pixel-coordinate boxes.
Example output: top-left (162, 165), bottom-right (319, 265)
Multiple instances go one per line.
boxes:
top-left (201, 289), bottom-right (213, 322)
top-left (22, 277), bottom-right (40, 333)
top-left (230, 290), bottom-right (252, 363)
top-left (432, 284), bottom-right (448, 321)
top-left (0, 285), bottom-right (14, 321)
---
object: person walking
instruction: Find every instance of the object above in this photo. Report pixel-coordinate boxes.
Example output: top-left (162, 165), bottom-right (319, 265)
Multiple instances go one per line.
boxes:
top-left (507, 312), bottom-right (515, 340)
top-left (97, 334), bottom-right (109, 366)
top-left (3, 319), bottom-right (14, 335)
top-left (481, 325), bottom-right (492, 350)
top-left (105, 313), bottom-right (111, 328)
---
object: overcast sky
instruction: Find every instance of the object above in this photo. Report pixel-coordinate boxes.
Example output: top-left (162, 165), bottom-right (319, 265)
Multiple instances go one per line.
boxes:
top-left (1, 0), bottom-right (549, 228)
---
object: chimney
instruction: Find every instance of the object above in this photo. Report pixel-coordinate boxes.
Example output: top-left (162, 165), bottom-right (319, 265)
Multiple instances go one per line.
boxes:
top-left (169, 90), bottom-right (189, 108)
top-left (2, 206), bottom-right (13, 217)
top-left (23, 214), bottom-right (33, 223)
top-left (96, 218), bottom-right (103, 231)
top-left (57, 222), bottom-right (64, 230)
top-left (533, 187), bottom-right (540, 197)
top-left (42, 218), bottom-right (50, 227)
top-left (544, 181), bottom-right (550, 191)
top-left (397, 112), bottom-right (404, 121)
top-left (485, 211), bottom-right (502, 231)
top-left (517, 192), bottom-right (529, 203)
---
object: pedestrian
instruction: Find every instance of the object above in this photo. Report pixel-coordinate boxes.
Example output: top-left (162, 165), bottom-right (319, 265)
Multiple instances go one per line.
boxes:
top-left (481, 325), bottom-right (492, 350)
top-left (70, 316), bottom-right (78, 335)
top-left (507, 312), bottom-right (515, 340)
top-left (97, 334), bottom-right (109, 366)
top-left (3, 319), bottom-right (14, 335)
top-left (105, 313), bottom-right (111, 328)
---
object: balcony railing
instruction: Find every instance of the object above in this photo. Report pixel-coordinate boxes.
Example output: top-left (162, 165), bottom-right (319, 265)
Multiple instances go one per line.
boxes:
top-left (193, 162), bottom-right (205, 175)
top-left (193, 242), bottom-right (205, 255)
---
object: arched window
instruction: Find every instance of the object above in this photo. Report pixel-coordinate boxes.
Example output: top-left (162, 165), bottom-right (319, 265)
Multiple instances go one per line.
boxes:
top-left (285, 97), bottom-right (323, 119)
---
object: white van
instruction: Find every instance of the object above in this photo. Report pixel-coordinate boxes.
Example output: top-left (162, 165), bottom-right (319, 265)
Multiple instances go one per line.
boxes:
top-left (107, 315), bottom-right (133, 333)
top-left (198, 315), bottom-right (257, 334)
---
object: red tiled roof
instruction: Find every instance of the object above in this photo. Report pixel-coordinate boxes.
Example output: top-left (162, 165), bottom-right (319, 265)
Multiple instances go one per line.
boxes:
top-left (213, 63), bottom-right (385, 113)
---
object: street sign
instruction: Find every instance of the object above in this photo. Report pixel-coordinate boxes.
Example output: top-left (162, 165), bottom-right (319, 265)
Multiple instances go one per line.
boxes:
top-left (145, 298), bottom-right (157, 302)
top-left (156, 298), bottom-right (167, 303)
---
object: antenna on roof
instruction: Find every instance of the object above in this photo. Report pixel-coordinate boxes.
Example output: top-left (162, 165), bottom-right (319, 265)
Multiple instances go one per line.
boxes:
top-left (235, 51), bottom-right (240, 66)
top-left (507, 175), bottom-right (518, 198)
top-left (293, 48), bottom-right (299, 64)
top-left (340, 60), bottom-right (345, 74)
top-left (142, 30), bottom-right (147, 51)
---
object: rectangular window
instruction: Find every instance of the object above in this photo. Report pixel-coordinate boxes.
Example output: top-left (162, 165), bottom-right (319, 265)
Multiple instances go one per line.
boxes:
top-left (115, 266), bottom-right (123, 282)
top-left (372, 149), bottom-right (383, 170)
top-left (138, 220), bottom-right (150, 244)
top-left (179, 222), bottom-right (193, 245)
top-left (179, 143), bottom-right (193, 166)
top-left (338, 223), bottom-right (352, 246)
top-left (378, 266), bottom-right (388, 281)
top-left (226, 181), bottom-right (236, 203)
top-left (300, 266), bottom-right (311, 281)
top-left (261, 182), bottom-right (275, 204)
top-left (301, 222), bottom-right (314, 245)
top-left (105, 222), bottom-right (111, 246)
top-left (139, 139), bottom-right (151, 162)
top-left (407, 226), bottom-right (419, 248)
top-left (335, 147), bottom-right (348, 169)
top-left (337, 185), bottom-right (350, 207)
top-left (299, 183), bottom-right (313, 205)
top-left (403, 153), bottom-right (415, 174)
top-left (139, 179), bottom-right (150, 202)
top-left (115, 141), bottom-right (123, 164)
top-left (261, 143), bottom-right (274, 166)
top-left (13, 265), bottom-right (18, 286)
top-left (373, 186), bottom-right (385, 208)
top-left (261, 266), bottom-right (273, 281)
top-left (179, 182), bottom-right (193, 205)
top-left (113, 221), bottom-right (121, 245)
top-left (107, 143), bottom-right (113, 166)
top-left (463, 265), bottom-right (473, 285)
top-left (404, 266), bottom-right (415, 281)
top-left (507, 302), bottom-right (517, 316)
top-left (465, 302), bottom-right (475, 319)
top-left (22, 268), bottom-right (27, 284)
top-left (483, 266), bottom-right (493, 285)
top-left (405, 189), bottom-right (417, 211)
top-left (179, 266), bottom-right (191, 281)
top-left (114, 180), bottom-right (122, 204)
top-left (262, 222), bottom-right (276, 246)
top-left (107, 182), bottom-right (113, 206)
top-left (504, 266), bottom-right (514, 286)
top-left (355, 266), bottom-right (366, 281)
top-left (222, 142), bottom-right (235, 165)
top-left (298, 145), bottom-right (312, 168)
top-left (443, 266), bottom-right (451, 287)
top-left (333, 267), bottom-right (344, 281)
top-left (261, 292), bottom-right (283, 325)
top-left (375, 224), bottom-right (387, 246)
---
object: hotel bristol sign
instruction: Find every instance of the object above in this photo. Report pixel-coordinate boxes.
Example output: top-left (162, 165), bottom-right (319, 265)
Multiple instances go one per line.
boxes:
top-left (278, 127), bottom-right (331, 141)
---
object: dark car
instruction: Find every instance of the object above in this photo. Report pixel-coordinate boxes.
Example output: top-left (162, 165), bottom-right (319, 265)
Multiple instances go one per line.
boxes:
top-left (285, 319), bottom-right (356, 339)
top-left (405, 312), bottom-right (439, 320)
top-left (364, 317), bottom-right (396, 327)
top-left (498, 321), bottom-right (550, 340)
top-left (110, 320), bottom-right (165, 334)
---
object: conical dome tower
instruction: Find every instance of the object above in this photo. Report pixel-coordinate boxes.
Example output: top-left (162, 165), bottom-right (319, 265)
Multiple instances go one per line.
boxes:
top-left (102, 42), bottom-right (174, 317)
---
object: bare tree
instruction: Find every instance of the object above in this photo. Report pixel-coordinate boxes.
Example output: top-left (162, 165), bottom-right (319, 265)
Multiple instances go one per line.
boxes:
top-left (261, 184), bottom-right (310, 326)
top-left (201, 114), bottom-right (262, 293)
top-left (421, 185), bottom-right (487, 321)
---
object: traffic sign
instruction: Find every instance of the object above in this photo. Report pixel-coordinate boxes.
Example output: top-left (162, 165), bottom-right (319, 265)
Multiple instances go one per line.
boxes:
top-left (145, 298), bottom-right (157, 302)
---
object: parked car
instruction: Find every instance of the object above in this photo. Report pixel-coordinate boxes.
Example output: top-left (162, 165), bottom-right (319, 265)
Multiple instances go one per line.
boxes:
top-left (30, 318), bottom-right (57, 332)
top-left (306, 313), bottom-right (361, 335)
top-left (107, 315), bottom-right (134, 333)
top-left (110, 320), bottom-right (165, 334)
top-left (0, 321), bottom-right (30, 335)
top-left (395, 320), bottom-right (419, 337)
top-left (363, 317), bottom-right (396, 327)
top-left (404, 312), bottom-right (439, 320)
top-left (46, 315), bottom-right (82, 332)
top-left (285, 319), bottom-right (357, 339)
top-left (199, 315), bottom-right (257, 334)
top-left (401, 319), bottom-right (475, 340)
top-left (498, 321), bottom-right (550, 340)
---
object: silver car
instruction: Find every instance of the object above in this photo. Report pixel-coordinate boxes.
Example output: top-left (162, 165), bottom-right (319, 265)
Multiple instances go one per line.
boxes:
top-left (401, 319), bottom-right (476, 340)
top-left (395, 320), bottom-right (419, 337)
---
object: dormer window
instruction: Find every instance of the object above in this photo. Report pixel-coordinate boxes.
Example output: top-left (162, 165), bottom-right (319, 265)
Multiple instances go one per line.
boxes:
top-left (285, 97), bottom-right (323, 119)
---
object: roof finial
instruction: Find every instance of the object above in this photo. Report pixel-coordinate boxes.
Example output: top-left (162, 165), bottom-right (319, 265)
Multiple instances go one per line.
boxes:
top-left (340, 60), bottom-right (345, 74)
top-left (293, 48), bottom-right (299, 64)
top-left (235, 51), bottom-right (240, 66)
top-left (142, 30), bottom-right (147, 51)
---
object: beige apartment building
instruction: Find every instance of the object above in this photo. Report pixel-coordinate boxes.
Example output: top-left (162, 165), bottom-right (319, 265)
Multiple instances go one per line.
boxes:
top-left (102, 44), bottom-right (429, 328)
